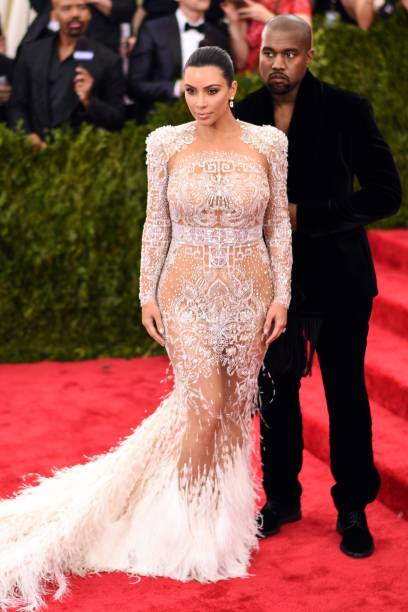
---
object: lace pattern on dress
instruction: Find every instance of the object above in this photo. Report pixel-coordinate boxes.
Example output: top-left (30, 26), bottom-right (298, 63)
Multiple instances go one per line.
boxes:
top-left (140, 120), bottom-right (292, 308)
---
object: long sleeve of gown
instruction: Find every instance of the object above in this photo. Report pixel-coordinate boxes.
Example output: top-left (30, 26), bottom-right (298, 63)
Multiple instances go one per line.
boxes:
top-left (139, 130), bottom-right (172, 306)
top-left (263, 130), bottom-right (292, 309)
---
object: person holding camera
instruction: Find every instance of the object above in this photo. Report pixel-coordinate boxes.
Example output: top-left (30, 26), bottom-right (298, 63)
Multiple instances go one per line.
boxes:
top-left (8, 0), bottom-right (125, 149)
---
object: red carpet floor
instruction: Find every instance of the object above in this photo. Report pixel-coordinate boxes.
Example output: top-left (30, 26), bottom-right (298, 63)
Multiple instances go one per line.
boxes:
top-left (1, 230), bottom-right (408, 611)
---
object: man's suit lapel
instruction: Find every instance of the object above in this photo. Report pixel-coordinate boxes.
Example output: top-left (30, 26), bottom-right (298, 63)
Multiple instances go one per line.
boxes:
top-left (167, 16), bottom-right (182, 77)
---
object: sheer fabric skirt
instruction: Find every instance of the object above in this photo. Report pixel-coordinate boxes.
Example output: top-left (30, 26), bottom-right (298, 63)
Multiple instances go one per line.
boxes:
top-left (0, 240), bottom-right (273, 611)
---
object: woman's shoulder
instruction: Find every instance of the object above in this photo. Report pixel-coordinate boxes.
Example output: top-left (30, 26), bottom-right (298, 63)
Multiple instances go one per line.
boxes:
top-left (239, 120), bottom-right (288, 155)
top-left (146, 122), bottom-right (196, 155)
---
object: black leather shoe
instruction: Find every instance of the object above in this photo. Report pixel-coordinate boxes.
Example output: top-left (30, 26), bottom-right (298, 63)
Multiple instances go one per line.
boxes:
top-left (257, 500), bottom-right (301, 538)
top-left (337, 510), bottom-right (374, 558)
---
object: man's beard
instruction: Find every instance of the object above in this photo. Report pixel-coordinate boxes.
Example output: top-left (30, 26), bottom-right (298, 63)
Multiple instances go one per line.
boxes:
top-left (266, 75), bottom-right (291, 95)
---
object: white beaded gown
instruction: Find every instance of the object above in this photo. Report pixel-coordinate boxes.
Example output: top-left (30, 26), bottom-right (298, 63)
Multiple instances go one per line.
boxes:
top-left (0, 120), bottom-right (292, 611)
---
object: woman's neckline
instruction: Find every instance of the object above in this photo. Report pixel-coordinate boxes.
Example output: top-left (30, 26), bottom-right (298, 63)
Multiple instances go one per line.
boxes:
top-left (168, 120), bottom-right (267, 172)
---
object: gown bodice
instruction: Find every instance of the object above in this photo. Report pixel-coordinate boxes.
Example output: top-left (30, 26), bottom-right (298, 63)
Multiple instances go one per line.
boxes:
top-left (167, 151), bottom-right (270, 231)
top-left (139, 120), bottom-right (292, 309)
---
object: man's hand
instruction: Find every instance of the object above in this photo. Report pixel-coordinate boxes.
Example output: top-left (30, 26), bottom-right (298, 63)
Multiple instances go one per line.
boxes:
top-left (237, 0), bottom-right (273, 23)
top-left (289, 203), bottom-right (298, 232)
top-left (74, 67), bottom-right (95, 108)
top-left (0, 82), bottom-right (12, 105)
top-left (141, 302), bottom-right (166, 347)
top-left (263, 302), bottom-right (288, 347)
top-left (28, 133), bottom-right (47, 151)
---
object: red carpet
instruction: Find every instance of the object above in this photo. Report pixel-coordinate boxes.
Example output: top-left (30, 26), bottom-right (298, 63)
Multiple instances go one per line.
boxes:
top-left (1, 230), bottom-right (408, 611)
top-left (301, 230), bottom-right (408, 518)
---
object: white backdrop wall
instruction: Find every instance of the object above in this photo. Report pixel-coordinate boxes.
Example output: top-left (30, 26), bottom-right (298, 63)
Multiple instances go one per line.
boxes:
top-left (0, 0), bottom-right (35, 57)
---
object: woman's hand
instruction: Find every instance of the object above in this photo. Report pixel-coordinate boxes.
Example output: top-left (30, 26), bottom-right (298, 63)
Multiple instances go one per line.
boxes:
top-left (263, 302), bottom-right (287, 347)
top-left (237, 0), bottom-right (274, 23)
top-left (220, 1), bottom-right (243, 23)
top-left (141, 302), bottom-right (165, 347)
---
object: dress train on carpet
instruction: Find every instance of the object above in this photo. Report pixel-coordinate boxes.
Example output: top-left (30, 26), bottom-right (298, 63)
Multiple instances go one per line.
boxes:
top-left (0, 390), bottom-right (259, 612)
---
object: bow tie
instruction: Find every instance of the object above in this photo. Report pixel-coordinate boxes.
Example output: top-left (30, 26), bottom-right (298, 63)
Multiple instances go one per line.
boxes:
top-left (184, 22), bottom-right (205, 33)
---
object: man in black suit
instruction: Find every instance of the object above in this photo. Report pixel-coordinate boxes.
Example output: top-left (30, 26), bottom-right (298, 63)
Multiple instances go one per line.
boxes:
top-left (235, 16), bottom-right (402, 558)
top-left (20, 0), bottom-right (135, 54)
top-left (142, 0), bottom-right (223, 24)
top-left (8, 0), bottom-right (125, 147)
top-left (0, 34), bottom-right (13, 124)
top-left (128, 0), bottom-right (230, 121)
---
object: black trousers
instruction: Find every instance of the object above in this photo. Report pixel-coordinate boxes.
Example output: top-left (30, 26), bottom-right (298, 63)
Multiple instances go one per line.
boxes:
top-left (259, 301), bottom-right (381, 511)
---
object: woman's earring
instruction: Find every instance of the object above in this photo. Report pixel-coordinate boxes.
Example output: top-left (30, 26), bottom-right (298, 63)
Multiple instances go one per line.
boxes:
top-left (229, 98), bottom-right (234, 109)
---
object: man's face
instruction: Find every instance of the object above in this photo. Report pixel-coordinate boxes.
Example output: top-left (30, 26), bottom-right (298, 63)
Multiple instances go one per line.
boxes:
top-left (259, 28), bottom-right (313, 96)
top-left (179, 0), bottom-right (211, 15)
top-left (53, 0), bottom-right (91, 38)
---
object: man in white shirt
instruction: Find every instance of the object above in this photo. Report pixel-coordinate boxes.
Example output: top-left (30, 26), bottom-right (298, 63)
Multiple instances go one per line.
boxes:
top-left (128, 0), bottom-right (230, 122)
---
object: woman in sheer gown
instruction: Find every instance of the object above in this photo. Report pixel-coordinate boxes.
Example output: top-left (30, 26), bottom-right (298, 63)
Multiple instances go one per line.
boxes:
top-left (0, 47), bottom-right (292, 611)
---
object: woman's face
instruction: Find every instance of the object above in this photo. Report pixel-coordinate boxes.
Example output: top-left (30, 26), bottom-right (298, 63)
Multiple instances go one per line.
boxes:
top-left (184, 65), bottom-right (237, 125)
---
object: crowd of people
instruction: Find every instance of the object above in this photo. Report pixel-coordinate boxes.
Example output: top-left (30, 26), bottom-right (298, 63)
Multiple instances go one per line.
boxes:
top-left (0, 0), bottom-right (406, 141)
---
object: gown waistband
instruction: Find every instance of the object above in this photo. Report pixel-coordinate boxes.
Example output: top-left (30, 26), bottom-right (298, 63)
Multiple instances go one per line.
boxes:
top-left (172, 223), bottom-right (263, 246)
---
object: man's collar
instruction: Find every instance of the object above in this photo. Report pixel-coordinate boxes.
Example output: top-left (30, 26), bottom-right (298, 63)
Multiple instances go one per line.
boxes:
top-left (175, 7), bottom-right (205, 30)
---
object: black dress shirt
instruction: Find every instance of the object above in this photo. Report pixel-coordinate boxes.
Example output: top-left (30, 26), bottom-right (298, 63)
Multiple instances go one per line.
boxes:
top-left (48, 47), bottom-right (78, 128)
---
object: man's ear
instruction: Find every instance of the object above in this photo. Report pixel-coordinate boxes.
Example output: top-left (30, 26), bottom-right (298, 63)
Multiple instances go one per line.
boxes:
top-left (306, 48), bottom-right (315, 66)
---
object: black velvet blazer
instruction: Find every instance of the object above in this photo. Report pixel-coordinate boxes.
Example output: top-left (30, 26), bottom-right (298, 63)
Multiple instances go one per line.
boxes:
top-left (235, 71), bottom-right (402, 315)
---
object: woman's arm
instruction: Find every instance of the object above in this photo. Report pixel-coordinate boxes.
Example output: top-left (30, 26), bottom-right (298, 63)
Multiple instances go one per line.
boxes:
top-left (221, 2), bottom-right (249, 71)
top-left (340, 0), bottom-right (375, 30)
top-left (140, 129), bottom-right (172, 346)
top-left (263, 128), bottom-right (292, 310)
top-left (139, 130), bottom-right (172, 306)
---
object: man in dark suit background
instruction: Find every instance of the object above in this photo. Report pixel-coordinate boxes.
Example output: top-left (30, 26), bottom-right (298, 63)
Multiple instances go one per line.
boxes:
top-left (0, 33), bottom-right (13, 124)
top-left (8, 0), bottom-right (125, 148)
top-left (142, 0), bottom-right (223, 24)
top-left (128, 0), bottom-right (229, 122)
top-left (236, 15), bottom-right (402, 558)
top-left (20, 0), bottom-right (136, 54)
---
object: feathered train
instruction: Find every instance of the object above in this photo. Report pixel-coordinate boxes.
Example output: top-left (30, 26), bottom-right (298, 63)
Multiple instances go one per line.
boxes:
top-left (0, 120), bottom-right (293, 610)
top-left (0, 391), bottom-right (260, 611)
